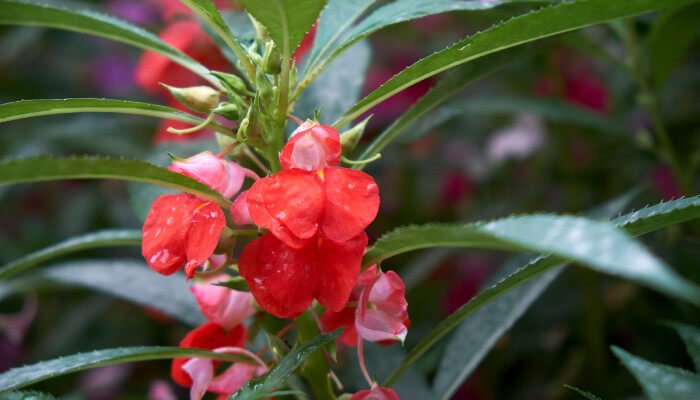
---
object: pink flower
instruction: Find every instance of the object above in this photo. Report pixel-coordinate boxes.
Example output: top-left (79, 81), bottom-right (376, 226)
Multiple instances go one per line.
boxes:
top-left (356, 268), bottom-right (409, 344)
top-left (191, 275), bottom-right (256, 330)
top-left (230, 190), bottom-right (253, 225)
top-left (169, 152), bottom-right (258, 198)
top-left (181, 348), bottom-right (266, 400)
top-left (350, 387), bottom-right (400, 400)
top-left (279, 121), bottom-right (342, 172)
top-left (148, 380), bottom-right (177, 400)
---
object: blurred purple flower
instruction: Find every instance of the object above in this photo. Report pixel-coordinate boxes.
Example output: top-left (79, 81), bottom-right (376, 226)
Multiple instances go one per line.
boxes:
top-left (149, 379), bottom-right (178, 400)
top-left (0, 295), bottom-right (37, 345)
top-left (650, 165), bottom-right (684, 200)
top-left (106, 0), bottom-right (160, 25)
top-left (486, 114), bottom-right (545, 165)
top-left (79, 364), bottom-right (132, 399)
top-left (90, 53), bottom-right (136, 97)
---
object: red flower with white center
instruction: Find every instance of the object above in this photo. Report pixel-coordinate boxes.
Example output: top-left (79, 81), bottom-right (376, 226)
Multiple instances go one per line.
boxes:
top-left (350, 387), bottom-right (401, 400)
top-left (191, 275), bottom-right (257, 330)
top-left (245, 167), bottom-right (379, 248)
top-left (169, 152), bottom-right (259, 198)
top-left (356, 268), bottom-right (409, 344)
top-left (171, 322), bottom-right (264, 400)
top-left (142, 194), bottom-right (226, 278)
top-left (238, 231), bottom-right (368, 318)
top-left (279, 121), bottom-right (341, 172)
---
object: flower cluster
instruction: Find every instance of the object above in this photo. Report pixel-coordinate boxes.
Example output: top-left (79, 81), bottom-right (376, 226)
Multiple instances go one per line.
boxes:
top-left (234, 121), bottom-right (380, 318)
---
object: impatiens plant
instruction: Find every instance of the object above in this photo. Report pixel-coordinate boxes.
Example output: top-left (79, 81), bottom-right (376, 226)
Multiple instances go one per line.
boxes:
top-left (0, 0), bottom-right (699, 399)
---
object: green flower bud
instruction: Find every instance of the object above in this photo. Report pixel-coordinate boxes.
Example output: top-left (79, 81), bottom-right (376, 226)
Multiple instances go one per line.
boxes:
top-left (340, 116), bottom-right (371, 153)
top-left (210, 71), bottom-right (251, 98)
top-left (212, 102), bottom-right (241, 121)
top-left (256, 70), bottom-right (274, 111)
top-left (262, 41), bottom-right (282, 74)
top-left (161, 84), bottom-right (220, 113)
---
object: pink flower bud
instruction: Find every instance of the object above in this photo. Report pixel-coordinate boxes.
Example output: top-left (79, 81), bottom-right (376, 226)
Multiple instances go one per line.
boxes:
top-left (350, 387), bottom-right (400, 400)
top-left (356, 269), bottom-right (409, 344)
top-left (190, 275), bottom-right (256, 330)
top-left (279, 121), bottom-right (342, 172)
top-left (169, 152), bottom-right (256, 198)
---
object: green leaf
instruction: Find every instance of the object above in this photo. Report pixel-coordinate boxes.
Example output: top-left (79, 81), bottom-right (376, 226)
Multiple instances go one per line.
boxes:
top-left (0, 0), bottom-right (219, 88)
top-left (670, 322), bottom-right (700, 371)
top-left (356, 47), bottom-right (529, 162)
top-left (0, 259), bottom-right (204, 326)
top-left (431, 191), bottom-right (638, 400)
top-left (179, 0), bottom-right (255, 80)
top-left (0, 346), bottom-right (253, 392)
top-left (230, 329), bottom-right (341, 400)
top-left (295, 41), bottom-right (371, 124)
top-left (396, 94), bottom-right (626, 145)
top-left (0, 391), bottom-right (57, 400)
top-left (301, 0), bottom-right (378, 73)
top-left (334, 0), bottom-right (697, 127)
top-left (612, 346), bottom-right (700, 400)
top-left (0, 156), bottom-right (231, 208)
top-left (301, 0), bottom-right (533, 88)
top-left (215, 276), bottom-right (251, 292)
top-left (0, 99), bottom-right (231, 135)
top-left (0, 229), bottom-right (141, 280)
top-left (238, 0), bottom-right (327, 58)
top-left (648, 3), bottom-right (700, 90)
top-left (563, 385), bottom-right (603, 400)
top-left (365, 212), bottom-right (700, 305)
top-left (384, 196), bottom-right (700, 385)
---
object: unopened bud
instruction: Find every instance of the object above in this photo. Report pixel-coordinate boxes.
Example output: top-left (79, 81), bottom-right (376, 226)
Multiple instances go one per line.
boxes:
top-left (262, 41), bottom-right (282, 74)
top-left (212, 102), bottom-right (241, 120)
top-left (210, 72), bottom-right (250, 98)
top-left (162, 84), bottom-right (220, 113)
top-left (340, 116), bottom-right (371, 153)
top-left (256, 70), bottom-right (274, 110)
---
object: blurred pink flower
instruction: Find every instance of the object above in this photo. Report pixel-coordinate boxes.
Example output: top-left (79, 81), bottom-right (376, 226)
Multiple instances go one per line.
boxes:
top-left (486, 114), bottom-right (545, 165)
top-left (650, 165), bottom-right (684, 200)
top-left (0, 295), bottom-right (37, 345)
top-left (148, 379), bottom-right (178, 400)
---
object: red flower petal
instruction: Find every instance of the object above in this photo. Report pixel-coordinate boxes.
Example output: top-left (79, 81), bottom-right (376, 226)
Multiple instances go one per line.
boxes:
top-left (316, 232), bottom-right (368, 312)
top-left (320, 306), bottom-right (358, 347)
top-left (279, 123), bottom-right (341, 172)
top-left (239, 233), bottom-right (317, 318)
top-left (247, 170), bottom-right (324, 248)
top-left (321, 168), bottom-right (380, 242)
top-left (350, 387), bottom-right (400, 400)
top-left (171, 322), bottom-right (246, 388)
top-left (142, 194), bottom-right (224, 278)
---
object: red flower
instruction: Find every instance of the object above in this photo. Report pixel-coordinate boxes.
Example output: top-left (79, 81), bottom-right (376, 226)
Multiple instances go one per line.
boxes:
top-left (279, 121), bottom-right (341, 172)
top-left (135, 20), bottom-right (228, 94)
top-left (171, 322), bottom-right (246, 388)
top-left (350, 387), bottom-right (400, 400)
top-left (239, 231), bottom-right (368, 318)
top-left (142, 194), bottom-right (226, 278)
top-left (245, 168), bottom-right (379, 248)
top-left (293, 22), bottom-right (317, 62)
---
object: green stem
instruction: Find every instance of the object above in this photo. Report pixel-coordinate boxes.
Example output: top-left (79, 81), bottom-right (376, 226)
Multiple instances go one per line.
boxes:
top-left (618, 19), bottom-right (691, 195)
top-left (295, 312), bottom-right (337, 400)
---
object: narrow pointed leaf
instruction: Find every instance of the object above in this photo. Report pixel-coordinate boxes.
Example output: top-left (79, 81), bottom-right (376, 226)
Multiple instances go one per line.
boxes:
top-left (670, 323), bottom-right (700, 371)
top-left (0, 99), bottom-right (230, 135)
top-left (612, 346), bottom-right (700, 400)
top-left (302, 0), bottom-right (378, 73)
top-left (0, 347), bottom-right (254, 391)
top-left (0, 230), bottom-right (142, 280)
top-left (229, 330), bottom-right (341, 400)
top-left (0, 391), bottom-right (57, 400)
top-left (335, 0), bottom-right (697, 127)
top-left (563, 385), bottom-right (603, 400)
top-left (384, 196), bottom-right (700, 385)
top-left (238, 0), bottom-right (327, 58)
top-left (0, 260), bottom-right (204, 326)
top-left (0, 156), bottom-right (231, 207)
top-left (0, 0), bottom-right (219, 87)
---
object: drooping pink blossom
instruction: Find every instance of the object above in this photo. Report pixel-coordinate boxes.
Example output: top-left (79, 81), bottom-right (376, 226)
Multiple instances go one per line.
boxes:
top-left (356, 268), bottom-right (410, 344)
top-left (230, 190), bottom-right (253, 226)
top-left (279, 121), bottom-right (342, 172)
top-left (350, 386), bottom-right (401, 400)
top-left (169, 152), bottom-right (258, 198)
top-left (191, 275), bottom-right (256, 330)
